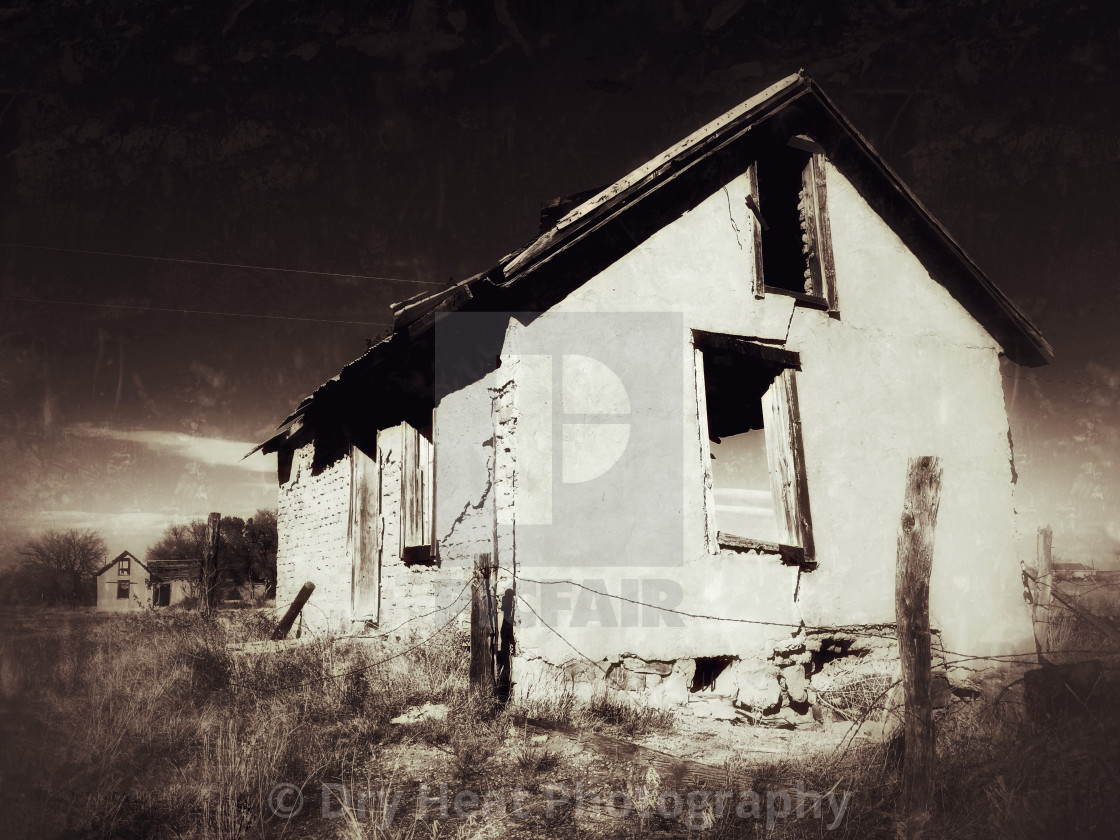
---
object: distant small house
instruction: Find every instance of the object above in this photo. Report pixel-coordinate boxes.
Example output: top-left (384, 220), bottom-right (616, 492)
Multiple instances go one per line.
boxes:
top-left (95, 551), bottom-right (150, 612)
top-left (95, 551), bottom-right (197, 611)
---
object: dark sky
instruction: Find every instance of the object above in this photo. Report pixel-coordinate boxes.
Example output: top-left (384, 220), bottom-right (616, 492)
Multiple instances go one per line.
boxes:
top-left (2, 0), bottom-right (1119, 565)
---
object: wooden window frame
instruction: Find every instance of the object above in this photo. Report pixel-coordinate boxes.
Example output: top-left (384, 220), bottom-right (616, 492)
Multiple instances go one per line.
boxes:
top-left (116, 580), bottom-right (130, 599)
top-left (350, 413), bottom-right (438, 625)
top-left (119, 557), bottom-right (130, 576)
top-left (746, 143), bottom-right (838, 315)
top-left (400, 416), bottom-right (436, 563)
top-left (350, 442), bottom-right (382, 623)
top-left (693, 331), bottom-right (815, 567)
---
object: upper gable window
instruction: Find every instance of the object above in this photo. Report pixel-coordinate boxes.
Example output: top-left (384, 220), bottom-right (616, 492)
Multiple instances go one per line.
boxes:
top-left (750, 139), bottom-right (837, 312)
top-left (119, 556), bottom-right (130, 576)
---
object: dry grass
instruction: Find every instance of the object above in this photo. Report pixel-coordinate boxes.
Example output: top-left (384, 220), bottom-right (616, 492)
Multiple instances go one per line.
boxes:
top-left (0, 607), bottom-right (676, 840)
top-left (1, 603), bottom-right (1117, 839)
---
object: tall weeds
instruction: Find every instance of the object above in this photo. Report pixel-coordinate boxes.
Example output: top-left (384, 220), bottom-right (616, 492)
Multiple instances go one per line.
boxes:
top-left (4, 603), bottom-right (1117, 839)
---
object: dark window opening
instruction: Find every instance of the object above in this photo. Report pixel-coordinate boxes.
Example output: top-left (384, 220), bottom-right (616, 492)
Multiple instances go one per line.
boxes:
top-left (691, 656), bottom-right (735, 692)
top-left (154, 583), bottom-right (171, 607)
top-left (702, 347), bottom-right (786, 440)
top-left (702, 344), bottom-right (787, 543)
top-left (402, 545), bottom-right (437, 566)
top-left (758, 145), bottom-right (814, 296)
top-left (695, 333), bottom-right (814, 564)
top-left (116, 581), bottom-right (130, 600)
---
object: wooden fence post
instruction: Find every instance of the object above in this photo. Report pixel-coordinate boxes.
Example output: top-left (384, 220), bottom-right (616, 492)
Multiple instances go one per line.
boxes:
top-left (273, 581), bottom-right (316, 640)
top-left (470, 552), bottom-right (497, 699)
top-left (896, 456), bottom-right (943, 832)
top-left (1036, 525), bottom-right (1053, 654)
top-left (202, 512), bottom-right (221, 616)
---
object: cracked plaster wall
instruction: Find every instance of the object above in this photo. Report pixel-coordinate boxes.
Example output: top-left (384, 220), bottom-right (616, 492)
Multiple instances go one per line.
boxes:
top-left (276, 159), bottom-right (1031, 682)
top-left (500, 160), bottom-right (1030, 682)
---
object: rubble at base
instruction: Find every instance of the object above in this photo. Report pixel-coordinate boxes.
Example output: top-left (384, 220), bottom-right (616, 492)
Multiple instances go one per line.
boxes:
top-left (518, 628), bottom-right (958, 736)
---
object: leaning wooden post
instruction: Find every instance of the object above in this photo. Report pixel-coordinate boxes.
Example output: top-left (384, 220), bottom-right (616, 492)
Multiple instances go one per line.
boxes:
top-left (202, 512), bottom-right (221, 615)
top-left (1036, 525), bottom-right (1053, 654)
top-left (470, 552), bottom-right (497, 699)
top-left (895, 456), bottom-right (943, 832)
top-left (272, 581), bottom-right (316, 640)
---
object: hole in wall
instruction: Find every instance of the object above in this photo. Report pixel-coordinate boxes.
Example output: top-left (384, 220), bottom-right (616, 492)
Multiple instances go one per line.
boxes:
top-left (690, 656), bottom-right (735, 692)
top-left (808, 637), bottom-right (865, 672)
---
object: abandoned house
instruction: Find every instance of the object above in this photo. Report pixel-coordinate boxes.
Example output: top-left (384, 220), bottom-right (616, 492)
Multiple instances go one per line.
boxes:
top-left (95, 551), bottom-right (195, 610)
top-left (95, 550), bottom-right (148, 611)
top-left (253, 74), bottom-right (1051, 717)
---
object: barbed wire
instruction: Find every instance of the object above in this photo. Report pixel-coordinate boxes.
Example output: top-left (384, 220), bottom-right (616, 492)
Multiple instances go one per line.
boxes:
top-left (515, 592), bottom-right (611, 680)
top-left (378, 577), bottom-right (473, 640)
top-left (506, 567), bottom-right (1116, 672)
top-left (227, 587), bottom-right (470, 696)
top-left (227, 561), bottom-right (1114, 698)
top-left (510, 570), bottom-right (902, 642)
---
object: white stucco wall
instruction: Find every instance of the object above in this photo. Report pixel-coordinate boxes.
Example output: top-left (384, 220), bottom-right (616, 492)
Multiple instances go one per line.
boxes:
top-left (277, 156), bottom-right (1032, 675)
top-left (96, 555), bottom-right (151, 611)
top-left (430, 161), bottom-right (1031, 672)
top-left (275, 443), bottom-right (354, 633)
top-left (791, 165), bottom-right (1029, 658)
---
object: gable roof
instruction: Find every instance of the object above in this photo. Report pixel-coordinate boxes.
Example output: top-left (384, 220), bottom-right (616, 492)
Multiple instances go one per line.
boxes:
top-left (95, 550), bottom-right (146, 577)
top-left (253, 72), bottom-right (1051, 457)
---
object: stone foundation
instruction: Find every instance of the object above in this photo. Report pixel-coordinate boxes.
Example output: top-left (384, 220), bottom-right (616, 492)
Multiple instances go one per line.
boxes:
top-left (515, 628), bottom-right (955, 730)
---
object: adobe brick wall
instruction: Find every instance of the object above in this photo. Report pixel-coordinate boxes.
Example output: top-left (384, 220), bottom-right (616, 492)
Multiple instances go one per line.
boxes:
top-left (276, 442), bottom-right (352, 633)
top-left (277, 430), bottom-right (479, 639)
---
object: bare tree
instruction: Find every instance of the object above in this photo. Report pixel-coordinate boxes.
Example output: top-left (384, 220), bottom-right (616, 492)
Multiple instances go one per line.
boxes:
top-left (244, 509), bottom-right (278, 597)
top-left (18, 529), bottom-right (107, 602)
top-left (146, 510), bottom-right (277, 597)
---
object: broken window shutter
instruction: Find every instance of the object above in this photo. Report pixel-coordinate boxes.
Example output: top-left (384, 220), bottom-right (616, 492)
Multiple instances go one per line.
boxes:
top-left (761, 370), bottom-right (814, 560)
top-left (800, 155), bottom-right (838, 311)
top-left (427, 409), bottom-right (436, 549)
top-left (398, 421), bottom-right (435, 553)
top-left (350, 444), bottom-right (381, 621)
top-left (693, 346), bottom-right (718, 555)
top-left (421, 430), bottom-right (432, 548)
top-left (400, 423), bottom-right (422, 550)
top-left (747, 163), bottom-right (766, 300)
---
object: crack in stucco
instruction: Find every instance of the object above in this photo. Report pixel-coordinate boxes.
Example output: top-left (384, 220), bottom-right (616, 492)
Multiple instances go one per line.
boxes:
top-left (723, 186), bottom-right (744, 250)
top-left (783, 304), bottom-right (796, 343)
top-left (439, 443), bottom-right (494, 547)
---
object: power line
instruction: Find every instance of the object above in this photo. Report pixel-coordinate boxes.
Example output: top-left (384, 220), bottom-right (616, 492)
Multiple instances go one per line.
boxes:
top-left (2, 295), bottom-right (393, 327)
top-left (0, 241), bottom-right (445, 287)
